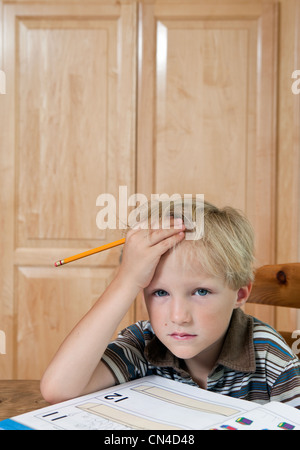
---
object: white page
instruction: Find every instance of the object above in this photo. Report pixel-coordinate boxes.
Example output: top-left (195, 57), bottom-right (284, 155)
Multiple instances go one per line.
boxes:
top-left (8, 376), bottom-right (300, 430)
top-left (7, 376), bottom-right (259, 430)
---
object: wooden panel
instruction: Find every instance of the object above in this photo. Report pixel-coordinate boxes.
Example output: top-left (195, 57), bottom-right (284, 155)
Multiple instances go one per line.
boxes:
top-left (0, 1), bottom-right (137, 378)
top-left (15, 14), bottom-right (136, 249)
top-left (155, 21), bottom-right (250, 207)
top-left (15, 266), bottom-right (135, 379)
top-left (17, 20), bottom-right (111, 245)
top-left (137, 1), bottom-right (278, 324)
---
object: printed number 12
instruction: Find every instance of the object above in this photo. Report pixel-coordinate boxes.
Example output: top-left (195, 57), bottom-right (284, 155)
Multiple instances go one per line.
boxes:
top-left (104, 393), bottom-right (129, 403)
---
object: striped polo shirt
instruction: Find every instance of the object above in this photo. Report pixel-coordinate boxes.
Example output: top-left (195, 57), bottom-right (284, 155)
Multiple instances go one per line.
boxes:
top-left (102, 308), bottom-right (300, 409)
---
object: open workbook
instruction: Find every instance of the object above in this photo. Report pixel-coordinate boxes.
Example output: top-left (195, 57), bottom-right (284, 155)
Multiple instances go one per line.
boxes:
top-left (1, 375), bottom-right (300, 430)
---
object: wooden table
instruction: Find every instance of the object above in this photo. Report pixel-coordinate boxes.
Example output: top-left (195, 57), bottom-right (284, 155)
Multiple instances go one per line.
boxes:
top-left (0, 380), bottom-right (49, 421)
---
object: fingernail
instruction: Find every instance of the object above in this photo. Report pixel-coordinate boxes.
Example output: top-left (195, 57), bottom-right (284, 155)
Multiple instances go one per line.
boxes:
top-left (174, 218), bottom-right (184, 227)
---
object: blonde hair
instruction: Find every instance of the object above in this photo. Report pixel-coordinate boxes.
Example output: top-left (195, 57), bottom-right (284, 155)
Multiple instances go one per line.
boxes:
top-left (129, 197), bottom-right (255, 290)
top-left (197, 201), bottom-right (255, 289)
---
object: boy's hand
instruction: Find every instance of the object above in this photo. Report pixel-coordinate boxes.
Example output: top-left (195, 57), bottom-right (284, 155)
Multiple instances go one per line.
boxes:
top-left (117, 219), bottom-right (185, 291)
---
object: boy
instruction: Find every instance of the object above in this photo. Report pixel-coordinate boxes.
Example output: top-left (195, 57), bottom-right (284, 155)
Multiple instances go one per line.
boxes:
top-left (41, 199), bottom-right (300, 409)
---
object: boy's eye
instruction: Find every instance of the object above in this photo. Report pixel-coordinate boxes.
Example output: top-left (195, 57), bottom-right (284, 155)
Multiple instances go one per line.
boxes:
top-left (153, 289), bottom-right (168, 297)
top-left (194, 288), bottom-right (210, 296)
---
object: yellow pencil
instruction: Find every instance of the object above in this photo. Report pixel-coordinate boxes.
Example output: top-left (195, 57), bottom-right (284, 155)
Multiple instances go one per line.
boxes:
top-left (54, 238), bottom-right (126, 267)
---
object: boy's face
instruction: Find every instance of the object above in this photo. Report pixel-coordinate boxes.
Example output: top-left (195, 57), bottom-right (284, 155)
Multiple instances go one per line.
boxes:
top-left (143, 242), bottom-right (251, 370)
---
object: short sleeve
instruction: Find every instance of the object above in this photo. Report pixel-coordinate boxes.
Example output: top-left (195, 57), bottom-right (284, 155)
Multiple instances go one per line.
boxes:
top-left (270, 357), bottom-right (300, 409)
top-left (101, 321), bottom-right (152, 385)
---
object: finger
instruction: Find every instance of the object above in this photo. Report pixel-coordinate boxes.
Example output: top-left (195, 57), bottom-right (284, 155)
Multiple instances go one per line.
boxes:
top-left (162, 216), bottom-right (184, 230)
top-left (155, 230), bottom-right (185, 255)
top-left (130, 218), bottom-right (149, 230)
top-left (147, 225), bottom-right (185, 248)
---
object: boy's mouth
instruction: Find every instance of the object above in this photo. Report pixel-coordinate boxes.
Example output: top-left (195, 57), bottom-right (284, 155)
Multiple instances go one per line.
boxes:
top-left (169, 332), bottom-right (197, 340)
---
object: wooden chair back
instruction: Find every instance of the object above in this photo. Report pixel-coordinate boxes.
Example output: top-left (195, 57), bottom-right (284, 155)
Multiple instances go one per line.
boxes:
top-left (248, 263), bottom-right (300, 351)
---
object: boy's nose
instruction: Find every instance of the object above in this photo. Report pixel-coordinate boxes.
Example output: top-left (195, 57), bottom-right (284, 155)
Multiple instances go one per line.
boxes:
top-left (170, 297), bottom-right (192, 325)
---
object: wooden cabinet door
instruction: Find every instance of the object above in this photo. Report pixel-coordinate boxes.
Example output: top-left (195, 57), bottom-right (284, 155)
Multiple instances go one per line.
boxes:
top-left (136, 1), bottom-right (278, 324)
top-left (0, 1), bottom-right (137, 378)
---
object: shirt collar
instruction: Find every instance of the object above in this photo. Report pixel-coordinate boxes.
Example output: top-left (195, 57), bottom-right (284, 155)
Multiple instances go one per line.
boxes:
top-left (144, 308), bottom-right (256, 375)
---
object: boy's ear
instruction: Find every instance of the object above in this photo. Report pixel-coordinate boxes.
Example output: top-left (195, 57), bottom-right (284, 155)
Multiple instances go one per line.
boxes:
top-left (234, 283), bottom-right (252, 308)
